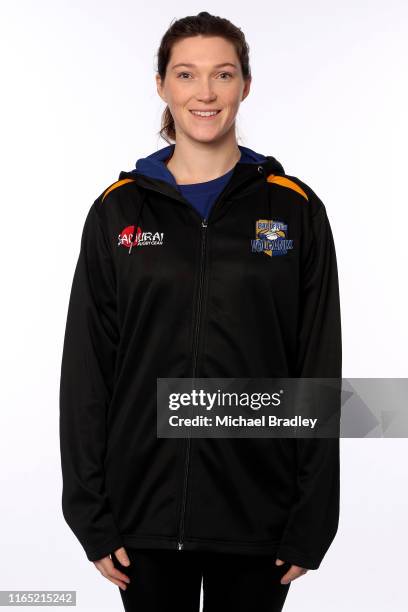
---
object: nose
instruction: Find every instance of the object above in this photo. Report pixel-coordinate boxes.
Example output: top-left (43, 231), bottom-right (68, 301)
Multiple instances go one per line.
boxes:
top-left (195, 78), bottom-right (217, 102)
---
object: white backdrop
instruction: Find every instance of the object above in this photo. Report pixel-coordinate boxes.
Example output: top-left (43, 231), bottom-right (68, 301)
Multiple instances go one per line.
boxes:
top-left (0, 1), bottom-right (407, 610)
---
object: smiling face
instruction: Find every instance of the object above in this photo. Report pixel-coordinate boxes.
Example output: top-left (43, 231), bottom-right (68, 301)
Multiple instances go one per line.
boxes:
top-left (156, 35), bottom-right (251, 144)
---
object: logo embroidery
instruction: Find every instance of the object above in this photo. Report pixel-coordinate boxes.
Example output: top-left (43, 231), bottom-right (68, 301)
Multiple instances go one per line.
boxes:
top-left (118, 225), bottom-right (164, 254)
top-left (251, 219), bottom-right (293, 257)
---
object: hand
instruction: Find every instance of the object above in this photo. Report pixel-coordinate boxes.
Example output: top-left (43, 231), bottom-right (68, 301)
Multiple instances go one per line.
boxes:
top-left (275, 558), bottom-right (308, 584)
top-left (93, 546), bottom-right (131, 590)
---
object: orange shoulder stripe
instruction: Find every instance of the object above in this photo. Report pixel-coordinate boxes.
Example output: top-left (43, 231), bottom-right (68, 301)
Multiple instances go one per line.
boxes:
top-left (266, 174), bottom-right (309, 202)
top-left (101, 178), bottom-right (136, 203)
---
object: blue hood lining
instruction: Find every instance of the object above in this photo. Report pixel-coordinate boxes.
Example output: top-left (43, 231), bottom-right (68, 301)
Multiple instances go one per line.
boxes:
top-left (131, 144), bottom-right (268, 189)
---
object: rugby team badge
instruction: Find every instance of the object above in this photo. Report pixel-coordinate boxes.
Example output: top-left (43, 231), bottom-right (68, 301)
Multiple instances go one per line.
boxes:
top-left (251, 219), bottom-right (293, 257)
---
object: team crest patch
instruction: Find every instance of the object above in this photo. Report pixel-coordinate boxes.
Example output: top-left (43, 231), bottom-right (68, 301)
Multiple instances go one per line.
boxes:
top-left (251, 219), bottom-right (293, 257)
top-left (118, 225), bottom-right (164, 254)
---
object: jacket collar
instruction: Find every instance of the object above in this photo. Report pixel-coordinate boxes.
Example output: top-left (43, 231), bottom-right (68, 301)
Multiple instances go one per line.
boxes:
top-left (118, 144), bottom-right (285, 215)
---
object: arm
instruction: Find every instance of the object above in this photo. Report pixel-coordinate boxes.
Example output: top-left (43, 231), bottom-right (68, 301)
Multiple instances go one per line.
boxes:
top-left (277, 194), bottom-right (342, 570)
top-left (59, 201), bottom-right (124, 562)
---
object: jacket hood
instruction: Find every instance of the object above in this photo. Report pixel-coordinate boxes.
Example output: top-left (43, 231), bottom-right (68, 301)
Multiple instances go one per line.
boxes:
top-left (123, 143), bottom-right (283, 189)
top-left (118, 144), bottom-right (284, 189)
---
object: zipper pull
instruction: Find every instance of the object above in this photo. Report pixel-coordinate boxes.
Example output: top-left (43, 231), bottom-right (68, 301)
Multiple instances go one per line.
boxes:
top-left (202, 218), bottom-right (208, 228)
top-left (177, 542), bottom-right (184, 551)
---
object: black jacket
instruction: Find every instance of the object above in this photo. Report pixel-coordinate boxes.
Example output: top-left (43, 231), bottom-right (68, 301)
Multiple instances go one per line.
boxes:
top-left (59, 152), bottom-right (342, 569)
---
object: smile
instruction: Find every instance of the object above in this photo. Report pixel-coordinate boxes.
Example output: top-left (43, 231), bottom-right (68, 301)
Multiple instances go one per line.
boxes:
top-left (189, 110), bottom-right (221, 119)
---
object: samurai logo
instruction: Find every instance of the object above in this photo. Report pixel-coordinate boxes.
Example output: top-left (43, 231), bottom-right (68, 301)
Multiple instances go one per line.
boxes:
top-left (251, 219), bottom-right (294, 257)
top-left (118, 225), bottom-right (164, 254)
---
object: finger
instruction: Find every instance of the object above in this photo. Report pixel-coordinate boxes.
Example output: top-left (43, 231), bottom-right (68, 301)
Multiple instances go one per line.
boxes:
top-left (95, 557), bottom-right (130, 584)
top-left (291, 565), bottom-right (308, 575)
top-left (275, 558), bottom-right (285, 566)
top-left (105, 574), bottom-right (129, 591)
top-left (280, 567), bottom-right (306, 585)
top-left (96, 563), bottom-right (130, 589)
top-left (108, 566), bottom-right (131, 584)
top-left (113, 546), bottom-right (131, 567)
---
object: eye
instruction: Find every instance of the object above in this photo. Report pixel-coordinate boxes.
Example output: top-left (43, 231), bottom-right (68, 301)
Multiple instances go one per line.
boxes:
top-left (176, 71), bottom-right (233, 80)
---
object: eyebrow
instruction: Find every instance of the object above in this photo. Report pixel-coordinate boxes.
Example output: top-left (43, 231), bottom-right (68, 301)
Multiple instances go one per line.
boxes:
top-left (171, 62), bottom-right (238, 70)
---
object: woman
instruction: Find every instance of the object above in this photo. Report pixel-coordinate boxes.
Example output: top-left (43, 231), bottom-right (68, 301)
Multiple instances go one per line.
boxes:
top-left (59, 11), bottom-right (342, 612)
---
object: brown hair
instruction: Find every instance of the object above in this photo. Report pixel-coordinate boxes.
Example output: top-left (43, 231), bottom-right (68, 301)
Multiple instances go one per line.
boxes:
top-left (156, 11), bottom-right (251, 144)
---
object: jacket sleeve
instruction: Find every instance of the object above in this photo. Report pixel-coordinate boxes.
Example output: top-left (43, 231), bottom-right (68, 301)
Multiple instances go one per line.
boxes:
top-left (277, 196), bottom-right (342, 570)
top-left (59, 200), bottom-right (124, 562)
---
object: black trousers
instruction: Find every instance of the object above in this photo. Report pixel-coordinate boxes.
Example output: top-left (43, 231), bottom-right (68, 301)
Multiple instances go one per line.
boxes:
top-left (112, 548), bottom-right (291, 611)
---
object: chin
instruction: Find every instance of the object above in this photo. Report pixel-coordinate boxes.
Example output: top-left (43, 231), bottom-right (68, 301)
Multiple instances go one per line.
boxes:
top-left (193, 132), bottom-right (221, 142)
top-left (179, 129), bottom-right (220, 144)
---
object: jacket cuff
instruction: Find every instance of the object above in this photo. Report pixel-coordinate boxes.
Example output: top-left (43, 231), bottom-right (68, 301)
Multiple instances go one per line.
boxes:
top-left (276, 545), bottom-right (322, 570)
top-left (85, 535), bottom-right (125, 562)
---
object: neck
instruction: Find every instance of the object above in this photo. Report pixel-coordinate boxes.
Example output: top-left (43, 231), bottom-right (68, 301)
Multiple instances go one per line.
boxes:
top-left (165, 132), bottom-right (241, 185)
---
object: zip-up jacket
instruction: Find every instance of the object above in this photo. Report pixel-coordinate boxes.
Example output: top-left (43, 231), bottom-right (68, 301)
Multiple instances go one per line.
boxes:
top-left (59, 146), bottom-right (342, 570)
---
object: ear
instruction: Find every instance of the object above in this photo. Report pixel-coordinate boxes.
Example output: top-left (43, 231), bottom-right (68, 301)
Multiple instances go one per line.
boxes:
top-left (241, 76), bottom-right (252, 102)
top-left (156, 73), bottom-right (167, 103)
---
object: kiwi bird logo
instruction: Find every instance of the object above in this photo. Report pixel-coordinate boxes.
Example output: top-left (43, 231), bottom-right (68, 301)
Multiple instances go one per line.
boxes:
top-left (251, 219), bottom-right (294, 257)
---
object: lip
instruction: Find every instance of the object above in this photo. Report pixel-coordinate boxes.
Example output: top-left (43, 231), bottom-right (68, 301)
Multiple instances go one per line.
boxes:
top-left (189, 109), bottom-right (221, 120)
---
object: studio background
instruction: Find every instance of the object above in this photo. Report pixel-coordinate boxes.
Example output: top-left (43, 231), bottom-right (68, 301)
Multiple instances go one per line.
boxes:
top-left (0, 1), bottom-right (407, 610)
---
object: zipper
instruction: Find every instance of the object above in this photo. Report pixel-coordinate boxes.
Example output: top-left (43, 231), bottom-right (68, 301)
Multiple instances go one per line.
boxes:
top-left (177, 216), bottom-right (208, 551)
top-left (126, 165), bottom-right (266, 551)
top-left (120, 164), bottom-right (269, 551)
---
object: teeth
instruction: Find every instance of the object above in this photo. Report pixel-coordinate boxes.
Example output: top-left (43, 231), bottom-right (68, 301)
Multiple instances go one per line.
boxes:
top-left (190, 110), bottom-right (219, 116)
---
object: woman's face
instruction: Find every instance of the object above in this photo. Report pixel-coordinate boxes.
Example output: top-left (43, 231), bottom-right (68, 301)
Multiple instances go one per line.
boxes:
top-left (156, 35), bottom-right (251, 143)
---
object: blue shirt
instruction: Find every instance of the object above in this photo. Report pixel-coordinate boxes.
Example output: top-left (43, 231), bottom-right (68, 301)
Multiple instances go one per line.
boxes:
top-left (177, 167), bottom-right (234, 220)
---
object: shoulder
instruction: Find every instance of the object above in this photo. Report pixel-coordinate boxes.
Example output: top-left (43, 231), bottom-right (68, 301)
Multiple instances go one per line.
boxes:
top-left (95, 176), bottom-right (138, 206)
top-left (90, 175), bottom-right (141, 226)
top-left (266, 172), bottom-right (325, 217)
